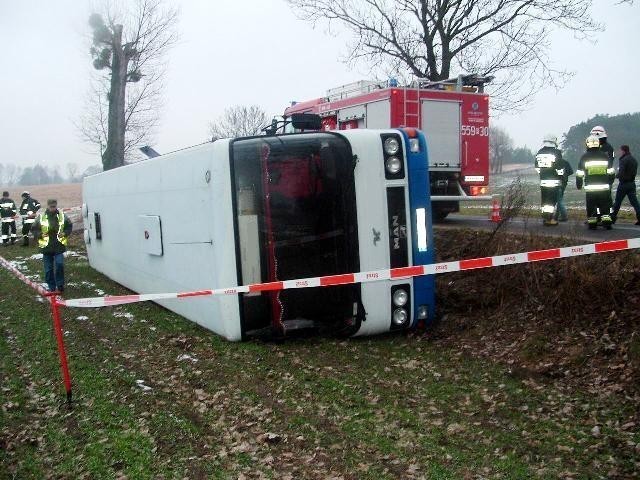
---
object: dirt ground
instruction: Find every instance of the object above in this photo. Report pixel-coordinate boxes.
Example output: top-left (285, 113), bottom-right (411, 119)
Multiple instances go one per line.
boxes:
top-left (0, 183), bottom-right (82, 210)
top-left (432, 228), bottom-right (640, 400)
top-left (1, 229), bottom-right (639, 478)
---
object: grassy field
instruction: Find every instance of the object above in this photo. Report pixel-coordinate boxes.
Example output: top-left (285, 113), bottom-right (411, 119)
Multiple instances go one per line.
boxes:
top-left (1, 233), bottom-right (639, 479)
top-left (0, 183), bottom-right (82, 211)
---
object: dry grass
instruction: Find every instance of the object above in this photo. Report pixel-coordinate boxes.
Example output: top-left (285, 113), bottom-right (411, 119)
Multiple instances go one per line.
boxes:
top-left (434, 228), bottom-right (640, 399)
top-left (0, 183), bottom-right (82, 210)
top-left (1, 232), bottom-right (639, 478)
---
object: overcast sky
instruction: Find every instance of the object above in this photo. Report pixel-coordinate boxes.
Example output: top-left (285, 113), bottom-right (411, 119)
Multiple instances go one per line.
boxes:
top-left (0, 0), bottom-right (638, 172)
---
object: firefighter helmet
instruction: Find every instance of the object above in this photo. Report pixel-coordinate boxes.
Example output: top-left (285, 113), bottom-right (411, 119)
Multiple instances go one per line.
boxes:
top-left (543, 134), bottom-right (558, 147)
top-left (586, 135), bottom-right (600, 149)
top-left (590, 125), bottom-right (607, 138)
top-left (21, 191), bottom-right (29, 198)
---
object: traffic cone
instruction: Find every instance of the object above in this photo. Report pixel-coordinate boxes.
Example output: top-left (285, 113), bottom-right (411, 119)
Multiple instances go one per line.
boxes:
top-left (489, 195), bottom-right (502, 223)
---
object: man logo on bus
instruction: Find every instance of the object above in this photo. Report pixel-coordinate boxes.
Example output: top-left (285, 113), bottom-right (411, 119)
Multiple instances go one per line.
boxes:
top-left (372, 228), bottom-right (381, 246)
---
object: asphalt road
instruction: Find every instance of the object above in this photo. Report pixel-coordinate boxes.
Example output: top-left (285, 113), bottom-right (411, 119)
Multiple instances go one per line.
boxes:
top-left (437, 214), bottom-right (640, 243)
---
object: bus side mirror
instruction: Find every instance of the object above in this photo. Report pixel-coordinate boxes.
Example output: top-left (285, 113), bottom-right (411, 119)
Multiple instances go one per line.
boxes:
top-left (291, 113), bottom-right (321, 131)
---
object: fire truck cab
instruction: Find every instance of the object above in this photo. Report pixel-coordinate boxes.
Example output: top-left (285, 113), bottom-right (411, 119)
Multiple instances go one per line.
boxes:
top-left (284, 76), bottom-right (493, 220)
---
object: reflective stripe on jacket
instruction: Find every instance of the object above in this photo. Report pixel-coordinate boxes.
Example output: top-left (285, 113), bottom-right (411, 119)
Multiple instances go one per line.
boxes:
top-left (0, 198), bottom-right (17, 218)
top-left (576, 149), bottom-right (614, 191)
top-left (19, 197), bottom-right (41, 217)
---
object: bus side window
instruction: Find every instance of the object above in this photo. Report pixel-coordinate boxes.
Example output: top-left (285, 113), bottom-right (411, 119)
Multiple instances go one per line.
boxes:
top-left (94, 212), bottom-right (102, 240)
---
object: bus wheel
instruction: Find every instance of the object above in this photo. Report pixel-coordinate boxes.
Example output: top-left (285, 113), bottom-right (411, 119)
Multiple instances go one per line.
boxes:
top-left (433, 209), bottom-right (449, 222)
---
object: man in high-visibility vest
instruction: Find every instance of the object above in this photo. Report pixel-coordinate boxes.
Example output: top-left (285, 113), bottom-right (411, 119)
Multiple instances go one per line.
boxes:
top-left (31, 199), bottom-right (73, 292)
top-left (576, 135), bottom-right (616, 230)
top-left (18, 191), bottom-right (41, 246)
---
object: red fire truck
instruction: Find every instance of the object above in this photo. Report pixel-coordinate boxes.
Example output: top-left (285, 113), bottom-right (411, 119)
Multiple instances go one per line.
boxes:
top-left (284, 76), bottom-right (493, 220)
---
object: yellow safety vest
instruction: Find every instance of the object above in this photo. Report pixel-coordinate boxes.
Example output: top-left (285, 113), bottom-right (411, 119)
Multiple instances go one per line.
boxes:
top-left (38, 212), bottom-right (68, 249)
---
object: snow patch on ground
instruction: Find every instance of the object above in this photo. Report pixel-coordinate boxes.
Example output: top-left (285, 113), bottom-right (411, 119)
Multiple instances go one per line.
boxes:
top-left (135, 379), bottom-right (152, 391)
top-left (177, 354), bottom-right (198, 363)
top-left (76, 316), bottom-right (89, 321)
top-left (64, 250), bottom-right (87, 260)
top-left (113, 311), bottom-right (134, 320)
top-left (27, 253), bottom-right (42, 260)
top-left (73, 281), bottom-right (106, 295)
top-left (8, 259), bottom-right (28, 271)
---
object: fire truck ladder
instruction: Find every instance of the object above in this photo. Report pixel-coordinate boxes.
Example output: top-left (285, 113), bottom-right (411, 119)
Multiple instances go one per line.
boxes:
top-left (402, 83), bottom-right (421, 128)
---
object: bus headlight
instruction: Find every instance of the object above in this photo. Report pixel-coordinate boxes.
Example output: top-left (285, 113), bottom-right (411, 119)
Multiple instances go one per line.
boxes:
top-left (385, 156), bottom-right (401, 174)
top-left (409, 138), bottom-right (420, 153)
top-left (392, 289), bottom-right (408, 306)
top-left (384, 137), bottom-right (400, 155)
top-left (417, 305), bottom-right (429, 320)
top-left (392, 308), bottom-right (408, 326)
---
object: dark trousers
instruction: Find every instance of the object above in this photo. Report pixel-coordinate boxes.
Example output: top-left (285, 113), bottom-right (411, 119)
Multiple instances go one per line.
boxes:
top-left (585, 190), bottom-right (613, 225)
top-left (612, 181), bottom-right (640, 221)
top-left (22, 219), bottom-right (34, 238)
top-left (540, 186), bottom-right (560, 221)
top-left (1, 220), bottom-right (17, 243)
top-left (557, 186), bottom-right (568, 221)
top-left (43, 252), bottom-right (65, 291)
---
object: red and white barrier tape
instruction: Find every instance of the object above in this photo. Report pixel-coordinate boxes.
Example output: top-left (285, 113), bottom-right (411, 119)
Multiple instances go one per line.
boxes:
top-left (2, 238), bottom-right (638, 308)
top-left (62, 206), bottom-right (82, 213)
top-left (0, 255), bottom-right (51, 297)
top-left (47, 237), bottom-right (640, 308)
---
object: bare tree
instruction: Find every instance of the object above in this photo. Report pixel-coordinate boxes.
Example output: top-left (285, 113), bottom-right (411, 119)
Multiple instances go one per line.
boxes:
top-left (287, 0), bottom-right (603, 110)
top-left (489, 126), bottom-right (514, 175)
top-left (487, 176), bottom-right (529, 242)
top-left (79, 0), bottom-right (179, 170)
top-left (209, 105), bottom-right (269, 141)
top-left (0, 164), bottom-right (23, 186)
top-left (66, 163), bottom-right (79, 183)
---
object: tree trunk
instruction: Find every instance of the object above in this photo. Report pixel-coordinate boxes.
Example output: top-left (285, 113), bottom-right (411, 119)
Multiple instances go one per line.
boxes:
top-left (102, 25), bottom-right (127, 171)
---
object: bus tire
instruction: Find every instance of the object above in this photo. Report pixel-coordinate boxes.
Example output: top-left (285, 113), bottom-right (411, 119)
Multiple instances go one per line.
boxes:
top-left (433, 209), bottom-right (449, 222)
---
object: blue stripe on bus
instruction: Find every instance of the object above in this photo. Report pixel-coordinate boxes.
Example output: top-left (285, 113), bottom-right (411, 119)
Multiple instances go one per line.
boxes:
top-left (401, 130), bottom-right (436, 325)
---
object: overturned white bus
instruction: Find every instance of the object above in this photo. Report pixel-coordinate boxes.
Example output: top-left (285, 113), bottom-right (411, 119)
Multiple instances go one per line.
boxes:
top-left (82, 124), bottom-right (436, 341)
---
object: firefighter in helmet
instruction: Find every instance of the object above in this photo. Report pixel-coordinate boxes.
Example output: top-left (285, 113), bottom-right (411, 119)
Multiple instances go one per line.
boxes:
top-left (534, 134), bottom-right (564, 225)
top-left (576, 135), bottom-right (616, 229)
top-left (590, 125), bottom-right (615, 164)
top-left (1, 191), bottom-right (18, 245)
top-left (18, 191), bottom-right (41, 246)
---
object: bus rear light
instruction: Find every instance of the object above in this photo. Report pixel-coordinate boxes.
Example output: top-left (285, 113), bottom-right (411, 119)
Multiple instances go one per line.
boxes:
top-left (381, 134), bottom-right (405, 179)
top-left (393, 289), bottom-right (408, 306)
top-left (402, 127), bottom-right (418, 138)
top-left (392, 308), bottom-right (408, 326)
top-left (385, 156), bottom-right (402, 174)
top-left (383, 137), bottom-right (400, 155)
top-left (390, 284), bottom-right (411, 329)
top-left (470, 186), bottom-right (488, 196)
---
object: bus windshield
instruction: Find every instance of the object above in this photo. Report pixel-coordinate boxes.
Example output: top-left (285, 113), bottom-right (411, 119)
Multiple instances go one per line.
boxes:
top-left (231, 133), bottom-right (361, 337)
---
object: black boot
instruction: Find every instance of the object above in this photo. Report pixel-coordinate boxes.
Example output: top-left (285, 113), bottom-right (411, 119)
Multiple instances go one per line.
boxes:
top-left (22, 237), bottom-right (29, 246)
